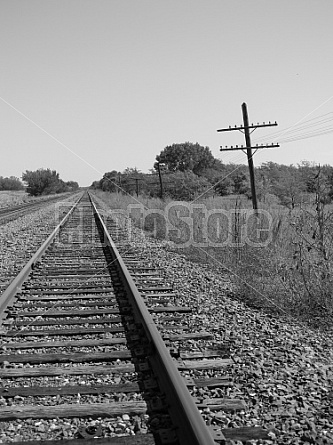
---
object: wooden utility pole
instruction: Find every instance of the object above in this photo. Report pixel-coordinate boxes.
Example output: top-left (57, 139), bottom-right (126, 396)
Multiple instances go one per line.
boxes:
top-left (128, 177), bottom-right (143, 197)
top-left (217, 103), bottom-right (279, 213)
top-left (242, 103), bottom-right (259, 211)
top-left (156, 162), bottom-right (164, 199)
top-left (134, 178), bottom-right (139, 197)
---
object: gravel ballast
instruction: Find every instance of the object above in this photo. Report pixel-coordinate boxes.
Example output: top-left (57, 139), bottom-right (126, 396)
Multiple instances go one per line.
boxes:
top-left (0, 195), bottom-right (79, 292)
top-left (0, 194), bottom-right (332, 444)
top-left (94, 193), bottom-right (333, 445)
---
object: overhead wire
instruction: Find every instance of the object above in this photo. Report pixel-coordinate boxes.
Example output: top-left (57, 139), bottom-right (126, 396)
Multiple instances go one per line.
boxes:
top-left (256, 118), bottom-right (333, 142)
top-left (252, 111), bottom-right (333, 145)
top-left (248, 113), bottom-right (333, 153)
top-left (253, 121), bottom-right (333, 144)
top-left (277, 127), bottom-right (333, 144)
top-left (255, 126), bottom-right (333, 146)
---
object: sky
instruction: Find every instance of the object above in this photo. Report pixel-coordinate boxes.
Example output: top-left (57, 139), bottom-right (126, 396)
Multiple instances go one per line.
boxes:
top-left (0, 0), bottom-right (333, 186)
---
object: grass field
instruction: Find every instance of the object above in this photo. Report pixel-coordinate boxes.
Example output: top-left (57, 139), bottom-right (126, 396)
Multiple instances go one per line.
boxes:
top-left (0, 191), bottom-right (31, 208)
top-left (93, 189), bottom-right (333, 327)
top-left (0, 190), bottom-right (75, 209)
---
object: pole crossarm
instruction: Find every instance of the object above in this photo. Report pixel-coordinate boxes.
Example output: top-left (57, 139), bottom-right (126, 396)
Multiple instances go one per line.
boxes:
top-left (217, 122), bottom-right (278, 132)
top-left (217, 102), bottom-right (278, 213)
top-left (220, 143), bottom-right (280, 151)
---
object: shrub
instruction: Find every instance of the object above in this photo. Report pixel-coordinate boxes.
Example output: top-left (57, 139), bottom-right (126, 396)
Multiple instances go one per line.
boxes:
top-left (22, 169), bottom-right (78, 196)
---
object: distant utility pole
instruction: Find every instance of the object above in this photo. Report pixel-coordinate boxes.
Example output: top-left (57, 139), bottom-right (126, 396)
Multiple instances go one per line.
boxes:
top-left (129, 177), bottom-right (143, 197)
top-left (217, 102), bottom-right (279, 213)
top-left (156, 162), bottom-right (165, 199)
top-left (134, 178), bottom-right (140, 197)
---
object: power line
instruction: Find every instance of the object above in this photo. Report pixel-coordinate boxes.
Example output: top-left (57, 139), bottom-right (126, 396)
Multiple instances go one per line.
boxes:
top-left (255, 125), bottom-right (333, 146)
top-left (278, 128), bottom-right (333, 144)
top-left (252, 111), bottom-right (333, 144)
top-left (253, 120), bottom-right (333, 143)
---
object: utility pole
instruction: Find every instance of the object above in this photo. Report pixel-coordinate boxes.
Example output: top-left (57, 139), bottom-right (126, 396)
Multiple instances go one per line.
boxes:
top-left (217, 102), bottom-right (279, 213)
top-left (128, 177), bottom-right (144, 197)
top-left (134, 178), bottom-right (139, 197)
top-left (156, 162), bottom-right (164, 199)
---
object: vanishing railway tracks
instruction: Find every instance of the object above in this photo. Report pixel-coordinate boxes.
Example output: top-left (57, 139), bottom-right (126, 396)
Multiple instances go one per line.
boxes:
top-left (0, 192), bottom-right (272, 444)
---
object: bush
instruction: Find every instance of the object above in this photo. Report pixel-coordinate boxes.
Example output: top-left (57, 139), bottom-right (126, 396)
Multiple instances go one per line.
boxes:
top-left (0, 176), bottom-right (24, 191)
top-left (22, 169), bottom-right (78, 196)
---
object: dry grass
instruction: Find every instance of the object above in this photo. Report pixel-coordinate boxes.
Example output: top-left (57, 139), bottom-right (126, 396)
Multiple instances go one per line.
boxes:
top-left (0, 191), bottom-right (30, 208)
top-left (93, 189), bottom-right (333, 326)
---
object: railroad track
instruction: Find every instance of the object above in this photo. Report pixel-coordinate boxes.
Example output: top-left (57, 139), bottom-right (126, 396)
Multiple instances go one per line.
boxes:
top-left (0, 193), bottom-right (76, 225)
top-left (0, 192), bottom-right (273, 444)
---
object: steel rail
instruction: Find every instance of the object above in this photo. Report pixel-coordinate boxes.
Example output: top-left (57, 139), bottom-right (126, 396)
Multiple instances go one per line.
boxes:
top-left (0, 194), bottom-right (84, 324)
top-left (0, 193), bottom-right (75, 214)
top-left (89, 194), bottom-right (218, 445)
top-left (0, 193), bottom-right (78, 224)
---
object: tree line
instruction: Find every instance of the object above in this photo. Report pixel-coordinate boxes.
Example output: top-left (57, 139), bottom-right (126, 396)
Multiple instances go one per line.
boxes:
top-left (91, 142), bottom-right (333, 207)
top-left (22, 169), bottom-right (79, 196)
top-left (0, 176), bottom-right (24, 191)
top-left (0, 169), bottom-right (79, 196)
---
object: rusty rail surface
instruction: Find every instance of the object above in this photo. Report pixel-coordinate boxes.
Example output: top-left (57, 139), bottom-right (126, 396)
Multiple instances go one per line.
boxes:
top-left (89, 193), bottom-right (218, 445)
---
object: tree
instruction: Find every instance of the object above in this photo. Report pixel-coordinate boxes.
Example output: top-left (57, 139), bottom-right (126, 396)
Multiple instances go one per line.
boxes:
top-left (232, 172), bottom-right (250, 195)
top-left (159, 171), bottom-right (212, 200)
top-left (154, 142), bottom-right (215, 175)
top-left (65, 181), bottom-right (79, 191)
top-left (0, 176), bottom-right (24, 191)
top-left (272, 166), bottom-right (305, 208)
top-left (298, 160), bottom-right (318, 193)
top-left (200, 166), bottom-right (233, 196)
top-left (213, 176), bottom-right (233, 196)
top-left (99, 171), bottom-right (120, 192)
top-left (327, 168), bottom-right (333, 201)
top-left (22, 169), bottom-right (76, 196)
top-left (122, 167), bottom-right (141, 176)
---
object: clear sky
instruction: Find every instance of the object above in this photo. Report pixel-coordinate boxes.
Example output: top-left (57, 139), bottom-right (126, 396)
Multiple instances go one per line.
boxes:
top-left (0, 0), bottom-right (332, 186)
